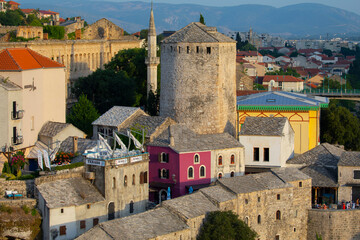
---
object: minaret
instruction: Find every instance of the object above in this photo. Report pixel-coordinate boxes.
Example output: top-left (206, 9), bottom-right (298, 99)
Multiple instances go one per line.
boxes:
top-left (145, 1), bottom-right (160, 97)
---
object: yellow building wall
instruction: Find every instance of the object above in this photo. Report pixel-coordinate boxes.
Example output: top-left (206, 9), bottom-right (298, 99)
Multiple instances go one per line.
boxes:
top-left (238, 109), bottom-right (320, 154)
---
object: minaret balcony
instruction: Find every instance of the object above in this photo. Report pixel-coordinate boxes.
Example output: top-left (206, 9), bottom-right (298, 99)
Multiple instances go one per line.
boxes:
top-left (145, 57), bottom-right (160, 65)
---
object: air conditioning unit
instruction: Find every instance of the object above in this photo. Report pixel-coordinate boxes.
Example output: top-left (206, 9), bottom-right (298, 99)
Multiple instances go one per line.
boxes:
top-left (84, 171), bottom-right (95, 180)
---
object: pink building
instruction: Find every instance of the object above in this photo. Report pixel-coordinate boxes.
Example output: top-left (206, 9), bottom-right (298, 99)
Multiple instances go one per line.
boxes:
top-left (147, 124), bottom-right (243, 203)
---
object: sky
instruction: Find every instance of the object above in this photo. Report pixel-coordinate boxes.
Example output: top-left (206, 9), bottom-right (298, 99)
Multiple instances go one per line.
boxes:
top-left (100, 0), bottom-right (360, 15)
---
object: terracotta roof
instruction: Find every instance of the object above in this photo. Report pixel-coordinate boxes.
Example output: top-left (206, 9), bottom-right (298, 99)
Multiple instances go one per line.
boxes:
top-left (39, 10), bottom-right (58, 15)
top-left (263, 75), bottom-right (303, 82)
top-left (0, 48), bottom-right (64, 71)
top-left (236, 90), bottom-right (266, 97)
top-left (237, 51), bottom-right (258, 57)
top-left (8, 1), bottom-right (20, 5)
top-left (21, 9), bottom-right (35, 14)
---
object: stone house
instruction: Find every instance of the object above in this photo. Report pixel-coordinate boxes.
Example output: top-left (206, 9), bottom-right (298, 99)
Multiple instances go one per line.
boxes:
top-left (76, 168), bottom-right (311, 240)
top-left (81, 18), bottom-right (124, 40)
top-left (262, 75), bottom-right (304, 92)
top-left (239, 117), bottom-right (294, 173)
top-left (237, 51), bottom-right (262, 63)
top-left (0, 48), bottom-right (66, 156)
top-left (147, 124), bottom-right (244, 202)
top-left (337, 151), bottom-right (360, 202)
top-left (7, 0), bottom-right (19, 10)
top-left (237, 91), bottom-right (328, 154)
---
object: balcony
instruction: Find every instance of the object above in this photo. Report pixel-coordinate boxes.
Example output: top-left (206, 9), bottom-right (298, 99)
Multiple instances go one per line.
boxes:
top-left (11, 110), bottom-right (24, 120)
top-left (12, 135), bottom-right (23, 145)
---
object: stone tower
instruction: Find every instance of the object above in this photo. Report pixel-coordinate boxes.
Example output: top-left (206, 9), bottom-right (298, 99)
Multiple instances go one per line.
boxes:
top-left (145, 2), bottom-right (160, 97)
top-left (159, 22), bottom-right (237, 136)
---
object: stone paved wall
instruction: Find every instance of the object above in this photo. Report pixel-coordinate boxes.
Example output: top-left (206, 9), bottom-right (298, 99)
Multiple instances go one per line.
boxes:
top-left (0, 198), bottom-right (37, 208)
top-left (82, 19), bottom-right (124, 40)
top-left (307, 209), bottom-right (360, 240)
top-left (160, 42), bottom-right (236, 136)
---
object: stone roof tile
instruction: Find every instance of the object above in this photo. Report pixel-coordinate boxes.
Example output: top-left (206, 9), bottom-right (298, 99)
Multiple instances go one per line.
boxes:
top-left (338, 151), bottom-right (360, 166)
top-left (92, 106), bottom-right (143, 127)
top-left (38, 121), bottom-right (70, 137)
top-left (59, 137), bottom-right (97, 154)
top-left (200, 185), bottom-right (237, 203)
top-left (240, 117), bottom-right (287, 136)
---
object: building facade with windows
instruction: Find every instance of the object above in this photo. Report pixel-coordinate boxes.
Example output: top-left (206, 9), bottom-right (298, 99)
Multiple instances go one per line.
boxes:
top-left (147, 124), bottom-right (244, 202)
top-left (0, 48), bottom-right (66, 155)
top-left (239, 117), bottom-right (294, 173)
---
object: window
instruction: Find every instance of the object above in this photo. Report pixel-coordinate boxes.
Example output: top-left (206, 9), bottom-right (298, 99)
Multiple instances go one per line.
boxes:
top-left (207, 47), bottom-right (211, 54)
top-left (230, 171), bottom-right (235, 177)
top-left (140, 172), bottom-right (144, 184)
top-left (277, 194), bottom-right (280, 200)
top-left (279, 81), bottom-right (283, 87)
top-left (194, 154), bottom-right (200, 164)
top-left (354, 170), bottom-right (360, 179)
top-left (218, 173), bottom-right (223, 179)
top-left (130, 201), bottom-right (134, 213)
top-left (275, 235), bottom-right (280, 240)
top-left (159, 152), bottom-right (169, 163)
top-left (159, 168), bottom-right (169, 179)
top-left (218, 156), bottom-right (223, 166)
top-left (230, 154), bottom-right (235, 165)
top-left (264, 148), bottom-right (269, 162)
top-left (12, 101), bottom-right (16, 119)
top-left (178, 46), bottom-right (181, 53)
top-left (200, 166), bottom-right (205, 178)
top-left (87, 204), bottom-right (91, 209)
top-left (187, 46), bottom-right (190, 53)
top-left (257, 215), bottom-right (261, 224)
top-left (253, 148), bottom-right (259, 161)
top-left (93, 218), bottom-right (99, 226)
top-left (144, 171), bottom-right (148, 183)
top-left (294, 228), bottom-right (296, 232)
top-left (258, 197), bottom-right (261, 202)
top-left (244, 217), bottom-right (249, 225)
top-left (61, 208), bottom-right (64, 213)
top-left (276, 210), bottom-right (281, 220)
top-left (170, 46), bottom-right (173, 52)
top-left (188, 167), bottom-right (194, 179)
top-left (112, 177), bottom-right (116, 189)
top-left (196, 46), bottom-right (199, 53)
top-left (299, 182), bottom-right (302, 187)
top-left (80, 220), bottom-right (86, 229)
top-left (124, 175), bottom-right (127, 186)
top-left (132, 174), bottom-right (135, 185)
top-left (59, 226), bottom-right (66, 236)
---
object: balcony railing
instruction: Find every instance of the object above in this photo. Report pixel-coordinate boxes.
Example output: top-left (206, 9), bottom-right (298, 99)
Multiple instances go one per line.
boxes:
top-left (11, 110), bottom-right (24, 120)
top-left (12, 135), bottom-right (23, 145)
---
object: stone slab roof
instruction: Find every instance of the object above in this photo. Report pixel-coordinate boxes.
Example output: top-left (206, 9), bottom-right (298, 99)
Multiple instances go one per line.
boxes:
top-left (219, 171), bottom-right (292, 194)
top-left (37, 177), bottom-right (105, 209)
top-left (338, 151), bottom-right (360, 166)
top-left (27, 141), bottom-right (50, 159)
top-left (287, 143), bottom-right (344, 166)
top-left (162, 192), bottom-right (218, 219)
top-left (76, 207), bottom-right (189, 240)
top-left (0, 77), bottom-right (22, 91)
top-left (39, 121), bottom-right (70, 137)
top-left (92, 106), bottom-right (142, 127)
top-left (148, 124), bottom-right (243, 153)
top-left (299, 165), bottom-right (337, 187)
top-left (240, 117), bottom-right (287, 136)
top-left (237, 91), bottom-right (328, 107)
top-left (200, 185), bottom-right (237, 203)
top-left (162, 22), bottom-right (235, 44)
top-left (59, 137), bottom-right (97, 154)
top-left (271, 167), bottom-right (311, 182)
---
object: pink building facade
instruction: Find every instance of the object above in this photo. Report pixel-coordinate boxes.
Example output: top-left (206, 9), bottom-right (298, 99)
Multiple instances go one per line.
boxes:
top-left (148, 145), bottom-right (211, 203)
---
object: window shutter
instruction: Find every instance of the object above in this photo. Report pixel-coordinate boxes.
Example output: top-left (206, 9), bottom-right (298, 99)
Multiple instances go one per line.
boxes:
top-left (158, 169), bottom-right (161, 178)
top-left (167, 170), bottom-right (170, 179)
top-left (158, 154), bottom-right (161, 162)
top-left (166, 154), bottom-right (169, 163)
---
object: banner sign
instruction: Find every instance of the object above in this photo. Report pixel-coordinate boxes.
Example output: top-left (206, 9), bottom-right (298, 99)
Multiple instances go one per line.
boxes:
top-left (86, 159), bottom-right (105, 166)
top-left (115, 158), bottom-right (128, 165)
top-left (37, 150), bottom-right (43, 170)
top-left (131, 156), bottom-right (142, 163)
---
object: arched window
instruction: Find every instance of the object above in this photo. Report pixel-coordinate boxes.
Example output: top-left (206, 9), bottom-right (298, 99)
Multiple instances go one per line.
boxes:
top-left (276, 210), bottom-right (281, 220)
top-left (124, 175), bottom-right (127, 187)
top-left (112, 177), bottom-right (116, 189)
top-left (188, 167), bottom-right (194, 179)
top-left (140, 172), bottom-right (144, 184)
top-left (257, 215), bottom-right (261, 224)
top-left (218, 156), bottom-right (222, 166)
top-left (194, 154), bottom-right (200, 164)
top-left (132, 174), bottom-right (135, 185)
top-left (244, 217), bottom-right (249, 225)
top-left (230, 171), bottom-right (235, 177)
top-left (230, 154), bottom-right (235, 164)
top-left (218, 173), bottom-right (223, 179)
top-left (161, 168), bottom-right (169, 179)
top-left (200, 166), bottom-right (205, 178)
top-left (130, 201), bottom-right (134, 213)
top-left (144, 171), bottom-right (148, 183)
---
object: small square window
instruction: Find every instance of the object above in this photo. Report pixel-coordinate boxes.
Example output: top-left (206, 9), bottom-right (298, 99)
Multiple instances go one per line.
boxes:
top-left (277, 194), bottom-right (280, 200)
top-left (80, 220), bottom-right (86, 229)
top-left (93, 218), bottom-right (99, 226)
top-left (258, 197), bottom-right (261, 202)
top-left (299, 182), bottom-right (302, 187)
top-left (87, 204), bottom-right (91, 209)
top-left (245, 199), bottom-right (248, 204)
top-left (61, 208), bottom-right (64, 213)
top-left (59, 226), bottom-right (66, 236)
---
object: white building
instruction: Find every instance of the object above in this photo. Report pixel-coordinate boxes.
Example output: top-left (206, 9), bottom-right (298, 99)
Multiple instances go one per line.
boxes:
top-left (263, 75), bottom-right (304, 92)
top-left (239, 117), bottom-right (294, 173)
top-left (0, 48), bottom-right (66, 154)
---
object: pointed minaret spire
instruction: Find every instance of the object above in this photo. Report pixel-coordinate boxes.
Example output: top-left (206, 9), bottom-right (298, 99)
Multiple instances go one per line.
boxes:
top-left (145, 0), bottom-right (160, 98)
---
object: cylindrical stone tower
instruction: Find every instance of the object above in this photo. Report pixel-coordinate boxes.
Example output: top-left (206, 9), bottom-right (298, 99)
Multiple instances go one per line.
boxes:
top-left (159, 22), bottom-right (237, 136)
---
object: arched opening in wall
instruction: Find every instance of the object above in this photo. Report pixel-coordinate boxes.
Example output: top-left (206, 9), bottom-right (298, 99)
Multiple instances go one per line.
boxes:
top-left (124, 175), bottom-right (127, 186)
top-left (194, 154), bottom-right (200, 164)
top-left (108, 202), bottom-right (115, 220)
top-left (218, 173), bottom-right (223, 179)
top-left (230, 171), bottom-right (235, 177)
top-left (257, 215), bottom-right (261, 224)
top-left (132, 174), bottom-right (135, 185)
top-left (276, 210), bottom-right (281, 220)
top-left (188, 167), bottom-right (194, 179)
top-left (231, 154), bottom-right (235, 164)
top-left (218, 156), bottom-right (222, 166)
top-left (244, 216), bottom-right (249, 225)
top-left (112, 177), bottom-right (116, 189)
top-left (200, 166), bottom-right (205, 178)
top-left (159, 189), bottom-right (168, 203)
top-left (129, 201), bottom-right (134, 213)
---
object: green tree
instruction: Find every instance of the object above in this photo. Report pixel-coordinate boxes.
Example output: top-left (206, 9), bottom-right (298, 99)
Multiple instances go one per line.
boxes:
top-left (322, 49), bottom-right (333, 57)
top-left (266, 68), bottom-right (300, 78)
top-left (67, 94), bottom-right (100, 137)
top-left (146, 90), bottom-right (160, 116)
top-left (253, 83), bottom-right (265, 90)
top-left (140, 29), bottom-right (148, 40)
top-left (290, 51), bottom-right (299, 57)
top-left (321, 100), bottom-right (360, 151)
top-left (43, 26), bottom-right (65, 39)
top-left (0, 9), bottom-right (25, 26)
top-left (197, 211), bottom-right (258, 240)
top-left (320, 77), bottom-right (352, 90)
top-left (200, 13), bottom-right (206, 25)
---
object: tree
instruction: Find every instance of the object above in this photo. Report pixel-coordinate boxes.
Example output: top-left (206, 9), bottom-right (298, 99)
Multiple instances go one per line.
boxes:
top-left (0, 9), bottom-right (25, 26)
top-left (290, 51), bottom-right (299, 58)
top-left (266, 68), bottom-right (300, 78)
top-left (322, 49), bottom-right (333, 57)
top-left (320, 77), bottom-right (352, 90)
top-left (197, 211), bottom-right (258, 240)
top-left (236, 38), bottom-right (256, 51)
top-left (146, 90), bottom-right (160, 116)
top-left (200, 13), bottom-right (206, 25)
top-left (321, 100), bottom-right (360, 151)
top-left (43, 26), bottom-right (65, 39)
top-left (67, 94), bottom-right (100, 137)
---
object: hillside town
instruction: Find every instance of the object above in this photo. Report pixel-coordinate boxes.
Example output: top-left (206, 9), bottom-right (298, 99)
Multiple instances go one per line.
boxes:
top-left (0, 1), bottom-right (360, 240)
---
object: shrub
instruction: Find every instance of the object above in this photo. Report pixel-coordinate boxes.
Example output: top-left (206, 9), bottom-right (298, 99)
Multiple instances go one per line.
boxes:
top-left (0, 204), bottom-right (12, 214)
top-left (54, 162), bottom-right (84, 171)
top-left (22, 205), bottom-right (30, 214)
top-left (31, 208), bottom-right (37, 216)
top-left (2, 162), bottom-right (11, 174)
top-left (43, 26), bottom-right (65, 39)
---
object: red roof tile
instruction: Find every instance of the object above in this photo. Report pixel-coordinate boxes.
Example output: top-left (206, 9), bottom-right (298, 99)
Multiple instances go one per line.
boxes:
top-left (0, 48), bottom-right (64, 71)
top-left (8, 1), bottom-right (20, 5)
top-left (21, 9), bottom-right (35, 14)
top-left (237, 90), bottom-right (266, 96)
top-left (263, 75), bottom-right (303, 83)
top-left (237, 51), bottom-right (259, 57)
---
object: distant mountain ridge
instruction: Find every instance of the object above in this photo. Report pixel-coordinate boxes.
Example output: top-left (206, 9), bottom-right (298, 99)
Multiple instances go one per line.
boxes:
top-left (19, 0), bottom-right (360, 36)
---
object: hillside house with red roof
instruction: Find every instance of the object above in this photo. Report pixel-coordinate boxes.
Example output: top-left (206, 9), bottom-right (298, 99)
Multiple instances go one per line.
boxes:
top-left (263, 75), bottom-right (304, 92)
top-left (7, 0), bottom-right (19, 10)
top-left (237, 51), bottom-right (262, 63)
top-left (0, 48), bottom-right (66, 155)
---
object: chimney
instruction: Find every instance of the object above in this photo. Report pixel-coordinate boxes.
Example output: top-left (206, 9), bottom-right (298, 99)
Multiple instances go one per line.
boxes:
top-left (169, 126), bottom-right (175, 147)
top-left (73, 136), bottom-right (78, 153)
